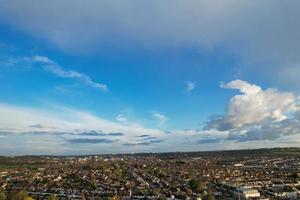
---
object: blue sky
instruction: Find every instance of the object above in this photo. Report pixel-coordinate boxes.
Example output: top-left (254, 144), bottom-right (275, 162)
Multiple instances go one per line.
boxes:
top-left (1, 0), bottom-right (300, 155)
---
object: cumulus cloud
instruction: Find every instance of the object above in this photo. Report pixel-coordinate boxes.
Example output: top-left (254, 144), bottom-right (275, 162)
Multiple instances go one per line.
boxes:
top-left (152, 111), bottom-right (168, 126)
top-left (30, 55), bottom-right (108, 91)
top-left (206, 80), bottom-right (300, 141)
top-left (185, 81), bottom-right (196, 93)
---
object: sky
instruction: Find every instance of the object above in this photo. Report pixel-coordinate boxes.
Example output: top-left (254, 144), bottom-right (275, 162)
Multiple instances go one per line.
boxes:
top-left (1, 0), bottom-right (300, 155)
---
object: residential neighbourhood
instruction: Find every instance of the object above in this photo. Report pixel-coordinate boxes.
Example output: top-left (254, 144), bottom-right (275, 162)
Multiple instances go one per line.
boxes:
top-left (1, 148), bottom-right (300, 199)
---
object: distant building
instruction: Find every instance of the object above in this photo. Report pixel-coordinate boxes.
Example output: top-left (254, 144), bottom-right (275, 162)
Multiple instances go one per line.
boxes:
top-left (270, 185), bottom-right (298, 199)
top-left (234, 163), bottom-right (244, 167)
top-left (234, 187), bottom-right (260, 199)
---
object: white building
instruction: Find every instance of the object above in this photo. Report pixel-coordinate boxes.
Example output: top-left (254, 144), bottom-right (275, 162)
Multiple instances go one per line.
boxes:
top-left (234, 187), bottom-right (260, 199)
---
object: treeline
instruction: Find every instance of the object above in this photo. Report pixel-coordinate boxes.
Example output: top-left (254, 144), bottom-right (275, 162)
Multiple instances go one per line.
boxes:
top-left (0, 189), bottom-right (123, 200)
top-left (0, 189), bottom-right (56, 200)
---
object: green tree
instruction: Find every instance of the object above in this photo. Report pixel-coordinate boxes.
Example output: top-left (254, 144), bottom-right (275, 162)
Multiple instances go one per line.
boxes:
top-left (221, 193), bottom-right (226, 200)
top-left (0, 188), bottom-right (6, 200)
top-left (206, 187), bottom-right (215, 200)
top-left (185, 188), bottom-right (192, 198)
top-left (189, 179), bottom-right (198, 190)
top-left (291, 172), bottom-right (299, 180)
top-left (12, 190), bottom-right (34, 200)
top-left (197, 181), bottom-right (206, 192)
top-left (48, 194), bottom-right (57, 200)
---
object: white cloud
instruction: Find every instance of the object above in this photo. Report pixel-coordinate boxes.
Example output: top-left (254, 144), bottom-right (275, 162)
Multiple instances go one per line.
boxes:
top-left (0, 103), bottom-right (164, 141)
top-left (185, 81), bottom-right (196, 93)
top-left (31, 55), bottom-right (54, 64)
top-left (0, 1), bottom-right (299, 65)
top-left (0, 103), bottom-right (225, 154)
top-left (1, 1), bottom-right (300, 87)
top-left (152, 111), bottom-right (168, 126)
top-left (115, 114), bottom-right (127, 122)
top-left (1, 101), bottom-right (300, 154)
top-left (31, 55), bottom-right (108, 92)
top-left (206, 80), bottom-right (300, 141)
top-left (220, 80), bottom-right (261, 95)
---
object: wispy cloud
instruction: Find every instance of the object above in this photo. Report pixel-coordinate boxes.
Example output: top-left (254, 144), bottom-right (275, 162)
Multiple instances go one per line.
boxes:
top-left (66, 138), bottom-right (116, 144)
top-left (185, 81), bottom-right (196, 93)
top-left (115, 114), bottom-right (127, 122)
top-left (77, 131), bottom-right (124, 137)
top-left (2, 95), bottom-right (300, 154)
top-left (197, 138), bottom-right (222, 144)
top-left (152, 111), bottom-right (168, 126)
top-left (2, 1), bottom-right (299, 68)
top-left (31, 55), bottom-right (108, 92)
top-left (135, 134), bottom-right (151, 138)
top-left (123, 139), bottom-right (163, 146)
top-left (31, 55), bottom-right (54, 64)
top-left (0, 103), bottom-right (164, 142)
